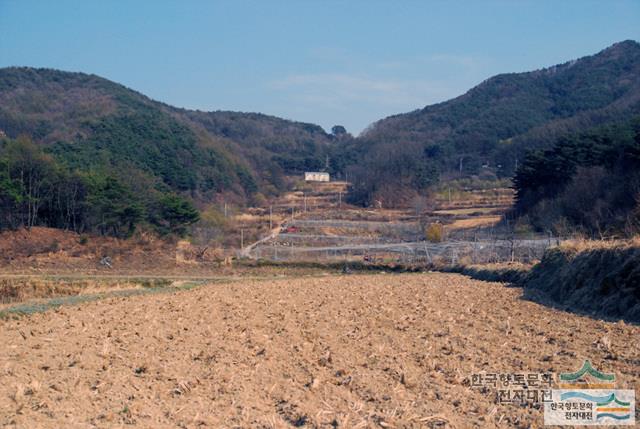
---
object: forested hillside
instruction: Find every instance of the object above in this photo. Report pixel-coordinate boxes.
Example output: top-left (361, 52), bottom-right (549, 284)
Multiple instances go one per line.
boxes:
top-left (0, 67), bottom-right (345, 236)
top-left (349, 40), bottom-right (640, 206)
top-left (513, 116), bottom-right (640, 236)
top-left (178, 110), bottom-right (342, 194)
top-left (0, 68), bottom-right (339, 200)
top-left (0, 136), bottom-right (201, 237)
top-left (2, 40), bottom-right (640, 236)
top-left (0, 68), bottom-right (256, 199)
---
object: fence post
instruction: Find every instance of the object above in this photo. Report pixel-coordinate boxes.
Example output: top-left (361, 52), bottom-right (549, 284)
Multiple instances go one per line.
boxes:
top-left (472, 234), bottom-right (477, 264)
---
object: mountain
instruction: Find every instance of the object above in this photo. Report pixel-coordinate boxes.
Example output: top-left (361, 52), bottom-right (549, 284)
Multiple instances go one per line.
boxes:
top-left (1, 39), bottom-right (639, 220)
top-left (349, 40), bottom-right (640, 206)
top-left (0, 67), bottom-right (337, 202)
top-left (177, 109), bottom-right (336, 192)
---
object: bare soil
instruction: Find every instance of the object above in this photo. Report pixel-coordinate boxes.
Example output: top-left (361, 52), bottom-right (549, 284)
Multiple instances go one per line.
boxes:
top-left (1, 273), bottom-right (638, 428)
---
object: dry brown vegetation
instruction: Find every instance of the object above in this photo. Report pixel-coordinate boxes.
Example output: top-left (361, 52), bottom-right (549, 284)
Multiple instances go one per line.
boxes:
top-left (1, 273), bottom-right (638, 428)
top-left (0, 227), bottom-right (174, 274)
top-left (554, 236), bottom-right (640, 252)
top-left (445, 237), bottom-right (640, 323)
top-left (524, 237), bottom-right (640, 323)
top-left (0, 227), bottom-right (239, 276)
top-left (0, 277), bottom-right (175, 307)
top-left (446, 216), bottom-right (502, 231)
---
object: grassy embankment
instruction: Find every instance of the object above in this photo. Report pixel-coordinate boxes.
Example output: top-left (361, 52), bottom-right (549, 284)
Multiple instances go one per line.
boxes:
top-left (451, 238), bottom-right (640, 323)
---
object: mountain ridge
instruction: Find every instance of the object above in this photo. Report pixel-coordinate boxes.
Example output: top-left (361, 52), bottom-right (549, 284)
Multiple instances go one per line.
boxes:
top-left (0, 66), bottom-right (338, 202)
top-left (346, 39), bottom-right (640, 205)
top-left (1, 40), bottom-right (639, 209)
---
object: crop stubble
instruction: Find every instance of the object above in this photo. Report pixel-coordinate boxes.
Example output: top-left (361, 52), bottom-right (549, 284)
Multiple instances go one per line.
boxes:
top-left (0, 273), bottom-right (638, 428)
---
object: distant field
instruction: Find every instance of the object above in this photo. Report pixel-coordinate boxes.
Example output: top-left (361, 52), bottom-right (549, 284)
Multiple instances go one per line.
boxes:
top-left (447, 215), bottom-right (502, 229)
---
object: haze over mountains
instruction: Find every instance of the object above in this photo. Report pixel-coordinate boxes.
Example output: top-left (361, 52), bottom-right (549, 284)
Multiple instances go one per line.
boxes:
top-left (1, 40), bottom-right (639, 208)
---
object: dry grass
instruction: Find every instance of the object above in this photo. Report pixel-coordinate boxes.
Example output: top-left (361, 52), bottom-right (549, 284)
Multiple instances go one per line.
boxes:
top-left (523, 237), bottom-right (640, 323)
top-left (233, 213), bottom-right (262, 222)
top-left (556, 236), bottom-right (640, 252)
top-left (448, 216), bottom-right (502, 230)
top-left (0, 277), bottom-right (175, 306)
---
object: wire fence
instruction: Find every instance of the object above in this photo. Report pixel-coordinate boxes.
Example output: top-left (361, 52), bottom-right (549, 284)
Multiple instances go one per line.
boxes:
top-left (251, 236), bottom-right (560, 265)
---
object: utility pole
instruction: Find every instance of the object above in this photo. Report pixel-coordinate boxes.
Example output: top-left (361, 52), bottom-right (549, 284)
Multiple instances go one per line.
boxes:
top-left (269, 205), bottom-right (273, 230)
top-left (338, 191), bottom-right (342, 208)
top-left (240, 229), bottom-right (244, 249)
top-left (224, 203), bottom-right (228, 218)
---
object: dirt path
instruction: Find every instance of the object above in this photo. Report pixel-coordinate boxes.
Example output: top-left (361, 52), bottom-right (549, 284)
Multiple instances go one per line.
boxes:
top-left (240, 225), bottom-right (284, 259)
top-left (1, 273), bottom-right (638, 428)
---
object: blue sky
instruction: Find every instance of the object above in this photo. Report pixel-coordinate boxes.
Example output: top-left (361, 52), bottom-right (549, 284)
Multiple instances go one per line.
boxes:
top-left (1, 1), bottom-right (639, 134)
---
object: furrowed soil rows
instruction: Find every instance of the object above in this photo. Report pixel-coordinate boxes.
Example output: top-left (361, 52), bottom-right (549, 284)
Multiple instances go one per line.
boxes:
top-left (1, 273), bottom-right (638, 428)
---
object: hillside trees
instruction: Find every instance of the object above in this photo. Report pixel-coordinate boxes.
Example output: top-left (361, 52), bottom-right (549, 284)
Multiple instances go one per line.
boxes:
top-left (0, 67), bottom-right (267, 203)
top-left (347, 142), bottom-right (439, 207)
top-left (151, 194), bottom-right (200, 236)
top-left (513, 116), bottom-right (640, 236)
top-left (83, 174), bottom-right (144, 237)
top-left (180, 110), bottom-right (336, 186)
top-left (0, 136), bottom-right (200, 238)
top-left (1, 136), bottom-right (56, 228)
top-left (2, 40), bottom-right (640, 213)
top-left (344, 40), bottom-right (640, 204)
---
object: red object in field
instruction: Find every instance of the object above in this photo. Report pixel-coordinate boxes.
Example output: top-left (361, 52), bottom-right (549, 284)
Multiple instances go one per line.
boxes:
top-left (286, 226), bottom-right (299, 233)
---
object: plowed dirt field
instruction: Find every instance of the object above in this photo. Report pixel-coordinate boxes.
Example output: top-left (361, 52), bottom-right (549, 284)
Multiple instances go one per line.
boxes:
top-left (1, 273), bottom-right (638, 428)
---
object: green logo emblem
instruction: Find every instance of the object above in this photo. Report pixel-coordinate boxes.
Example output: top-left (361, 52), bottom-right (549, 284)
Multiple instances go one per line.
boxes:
top-left (560, 360), bottom-right (615, 382)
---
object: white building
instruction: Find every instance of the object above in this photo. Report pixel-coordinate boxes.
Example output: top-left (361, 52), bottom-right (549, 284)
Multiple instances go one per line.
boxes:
top-left (304, 172), bottom-right (330, 182)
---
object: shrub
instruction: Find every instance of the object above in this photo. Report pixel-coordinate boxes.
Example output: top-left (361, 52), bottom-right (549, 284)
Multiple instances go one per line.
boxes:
top-left (425, 223), bottom-right (444, 243)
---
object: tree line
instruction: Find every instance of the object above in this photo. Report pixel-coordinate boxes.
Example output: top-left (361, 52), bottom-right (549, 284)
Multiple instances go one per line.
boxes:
top-left (0, 136), bottom-right (199, 237)
top-left (513, 116), bottom-right (640, 237)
